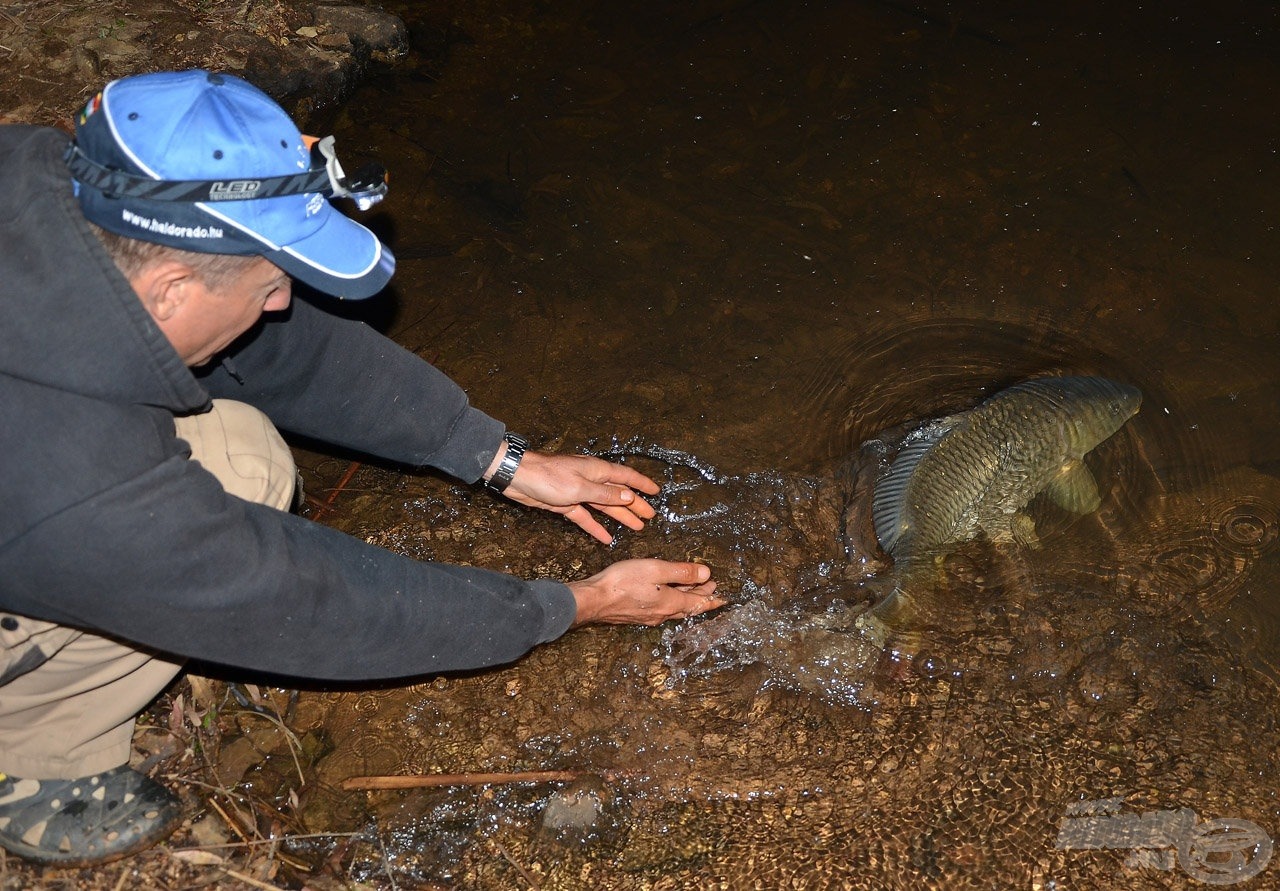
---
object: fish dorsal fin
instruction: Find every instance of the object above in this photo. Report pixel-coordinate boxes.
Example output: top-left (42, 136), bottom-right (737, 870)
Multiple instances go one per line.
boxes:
top-left (872, 417), bottom-right (959, 554)
top-left (1043, 459), bottom-right (1102, 514)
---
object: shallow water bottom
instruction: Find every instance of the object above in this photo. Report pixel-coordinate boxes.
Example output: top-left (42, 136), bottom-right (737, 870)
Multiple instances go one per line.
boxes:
top-left (234, 0), bottom-right (1280, 886)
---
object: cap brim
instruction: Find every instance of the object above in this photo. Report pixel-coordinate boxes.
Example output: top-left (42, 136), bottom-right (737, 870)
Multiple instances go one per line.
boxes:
top-left (261, 207), bottom-right (395, 300)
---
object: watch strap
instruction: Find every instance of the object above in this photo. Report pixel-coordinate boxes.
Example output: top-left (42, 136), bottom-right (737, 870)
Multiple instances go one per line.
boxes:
top-left (484, 433), bottom-right (528, 494)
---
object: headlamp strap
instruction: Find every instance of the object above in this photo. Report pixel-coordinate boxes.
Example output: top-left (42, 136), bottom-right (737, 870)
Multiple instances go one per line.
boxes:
top-left (64, 136), bottom-right (386, 208)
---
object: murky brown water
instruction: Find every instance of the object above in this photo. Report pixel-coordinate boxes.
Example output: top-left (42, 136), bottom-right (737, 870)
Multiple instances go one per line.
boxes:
top-left (235, 1), bottom-right (1280, 886)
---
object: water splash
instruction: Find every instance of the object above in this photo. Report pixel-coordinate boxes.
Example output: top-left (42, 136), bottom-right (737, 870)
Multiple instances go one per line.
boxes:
top-left (660, 597), bottom-right (887, 706)
top-left (590, 437), bottom-right (893, 704)
top-left (593, 437), bottom-right (729, 486)
top-left (591, 438), bottom-right (744, 524)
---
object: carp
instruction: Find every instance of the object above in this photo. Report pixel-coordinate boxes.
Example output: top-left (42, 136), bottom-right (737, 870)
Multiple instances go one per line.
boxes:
top-left (858, 376), bottom-right (1142, 646)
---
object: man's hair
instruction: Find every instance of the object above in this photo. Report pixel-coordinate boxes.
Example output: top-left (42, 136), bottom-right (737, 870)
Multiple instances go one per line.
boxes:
top-left (87, 222), bottom-right (263, 291)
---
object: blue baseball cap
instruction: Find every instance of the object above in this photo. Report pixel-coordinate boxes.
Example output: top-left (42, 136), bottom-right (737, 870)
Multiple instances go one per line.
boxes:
top-left (69, 70), bottom-right (395, 299)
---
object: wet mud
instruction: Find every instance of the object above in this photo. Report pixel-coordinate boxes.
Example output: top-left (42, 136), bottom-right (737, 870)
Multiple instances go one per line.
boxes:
top-left (235, 0), bottom-right (1280, 887)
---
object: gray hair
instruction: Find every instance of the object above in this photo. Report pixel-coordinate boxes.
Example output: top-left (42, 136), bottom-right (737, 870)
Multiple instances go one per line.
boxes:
top-left (87, 222), bottom-right (265, 292)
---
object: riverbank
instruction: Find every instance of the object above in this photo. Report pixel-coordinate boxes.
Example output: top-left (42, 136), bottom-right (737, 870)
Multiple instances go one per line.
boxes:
top-left (0, 0), bottom-right (406, 130)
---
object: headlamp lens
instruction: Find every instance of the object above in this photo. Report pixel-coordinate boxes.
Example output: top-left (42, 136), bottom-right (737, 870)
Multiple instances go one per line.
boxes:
top-left (308, 136), bottom-right (388, 210)
top-left (343, 162), bottom-right (389, 210)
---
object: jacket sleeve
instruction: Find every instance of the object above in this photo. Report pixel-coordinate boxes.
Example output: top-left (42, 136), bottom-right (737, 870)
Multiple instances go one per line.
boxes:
top-left (196, 297), bottom-right (504, 483)
top-left (5, 450), bottom-right (577, 680)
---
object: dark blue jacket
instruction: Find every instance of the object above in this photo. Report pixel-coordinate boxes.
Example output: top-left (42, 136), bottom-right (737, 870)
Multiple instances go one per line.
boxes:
top-left (0, 125), bottom-right (576, 680)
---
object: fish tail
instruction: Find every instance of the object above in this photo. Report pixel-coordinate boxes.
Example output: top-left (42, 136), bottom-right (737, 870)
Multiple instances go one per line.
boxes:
top-left (854, 586), bottom-right (928, 657)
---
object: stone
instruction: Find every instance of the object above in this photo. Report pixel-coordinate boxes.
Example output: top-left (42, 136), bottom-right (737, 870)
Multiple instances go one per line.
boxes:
top-left (312, 4), bottom-right (408, 64)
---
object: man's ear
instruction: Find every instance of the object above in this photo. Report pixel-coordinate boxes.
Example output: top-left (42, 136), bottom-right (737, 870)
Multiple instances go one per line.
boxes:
top-left (130, 260), bottom-right (199, 323)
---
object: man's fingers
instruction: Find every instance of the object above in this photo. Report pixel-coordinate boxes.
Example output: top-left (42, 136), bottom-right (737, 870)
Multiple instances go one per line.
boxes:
top-left (593, 503), bottom-right (648, 531)
top-left (687, 593), bottom-right (726, 618)
top-left (564, 506), bottom-right (615, 545)
top-left (625, 492), bottom-right (657, 519)
top-left (664, 561), bottom-right (712, 586)
top-left (682, 587), bottom-right (724, 613)
top-left (606, 466), bottom-right (661, 496)
top-left (589, 485), bottom-right (657, 518)
top-left (644, 586), bottom-right (723, 625)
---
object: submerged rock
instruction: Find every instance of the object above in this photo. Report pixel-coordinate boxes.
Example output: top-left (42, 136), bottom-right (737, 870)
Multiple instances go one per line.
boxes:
top-left (540, 776), bottom-right (617, 846)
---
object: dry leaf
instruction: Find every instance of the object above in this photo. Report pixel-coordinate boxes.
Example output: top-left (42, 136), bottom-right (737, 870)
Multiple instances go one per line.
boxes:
top-left (169, 849), bottom-right (227, 866)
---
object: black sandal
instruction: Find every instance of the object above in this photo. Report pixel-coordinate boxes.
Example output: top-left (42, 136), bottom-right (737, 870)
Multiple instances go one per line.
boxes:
top-left (0, 765), bottom-right (183, 866)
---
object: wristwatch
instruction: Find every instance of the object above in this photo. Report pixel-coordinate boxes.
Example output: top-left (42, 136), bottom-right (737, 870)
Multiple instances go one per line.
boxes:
top-left (484, 432), bottom-right (528, 494)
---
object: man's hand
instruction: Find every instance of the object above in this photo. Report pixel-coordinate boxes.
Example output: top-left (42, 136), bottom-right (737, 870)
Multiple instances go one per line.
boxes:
top-left (498, 450), bottom-right (661, 544)
top-left (569, 559), bottom-right (724, 626)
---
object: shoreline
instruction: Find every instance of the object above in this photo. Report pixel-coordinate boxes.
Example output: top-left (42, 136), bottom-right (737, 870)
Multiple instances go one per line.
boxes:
top-left (0, 1), bottom-right (406, 131)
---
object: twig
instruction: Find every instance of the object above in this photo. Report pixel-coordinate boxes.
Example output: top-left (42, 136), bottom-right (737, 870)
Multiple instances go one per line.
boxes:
top-left (307, 459), bottom-right (362, 518)
top-left (375, 825), bottom-right (401, 891)
top-left (207, 795), bottom-right (254, 845)
top-left (343, 770), bottom-right (586, 790)
top-left (171, 831), bottom-right (362, 862)
top-left (492, 836), bottom-right (541, 890)
top-left (261, 835), bottom-right (280, 883)
top-left (220, 867), bottom-right (285, 891)
top-left (231, 706), bottom-right (306, 786)
top-left (176, 774), bottom-right (305, 847)
top-left (327, 460), bottom-right (362, 506)
top-left (112, 868), bottom-right (130, 891)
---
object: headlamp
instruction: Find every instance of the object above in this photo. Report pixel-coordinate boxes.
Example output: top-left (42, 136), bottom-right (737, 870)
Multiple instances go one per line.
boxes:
top-left (308, 135), bottom-right (388, 211)
top-left (64, 135), bottom-right (389, 210)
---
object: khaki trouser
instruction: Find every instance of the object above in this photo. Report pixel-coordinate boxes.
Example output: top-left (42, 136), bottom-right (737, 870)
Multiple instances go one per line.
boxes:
top-left (0, 400), bottom-right (295, 779)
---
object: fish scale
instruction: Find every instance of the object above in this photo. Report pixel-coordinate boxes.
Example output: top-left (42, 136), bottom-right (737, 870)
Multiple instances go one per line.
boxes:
top-left (861, 376), bottom-right (1142, 646)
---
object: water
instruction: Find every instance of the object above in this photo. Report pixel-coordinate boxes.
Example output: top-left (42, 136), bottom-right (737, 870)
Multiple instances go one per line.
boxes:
top-left (272, 1), bottom-right (1280, 886)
